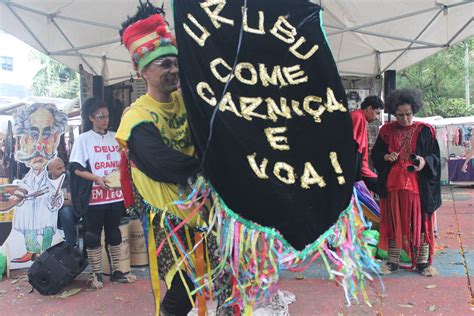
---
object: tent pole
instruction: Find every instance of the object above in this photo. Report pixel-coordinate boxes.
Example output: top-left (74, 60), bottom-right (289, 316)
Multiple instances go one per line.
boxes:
top-left (381, 46), bottom-right (442, 54)
top-left (1, 0), bottom-right (118, 29)
top-left (55, 53), bottom-right (130, 64)
top-left (345, 29), bottom-right (443, 47)
top-left (3, 3), bottom-right (49, 54)
top-left (381, 9), bottom-right (443, 73)
top-left (446, 18), bottom-right (473, 46)
top-left (327, 1), bottom-right (470, 36)
top-left (465, 42), bottom-right (471, 107)
top-left (50, 39), bottom-right (120, 55)
top-left (50, 18), bottom-right (98, 75)
top-left (327, 7), bottom-right (440, 36)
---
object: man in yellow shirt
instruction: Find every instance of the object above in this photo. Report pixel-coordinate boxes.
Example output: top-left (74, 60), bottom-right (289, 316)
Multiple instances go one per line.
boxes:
top-left (116, 6), bottom-right (210, 316)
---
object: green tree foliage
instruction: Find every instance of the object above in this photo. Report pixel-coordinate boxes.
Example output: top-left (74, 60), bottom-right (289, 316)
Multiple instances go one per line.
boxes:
top-left (397, 38), bottom-right (474, 118)
top-left (29, 50), bottom-right (79, 99)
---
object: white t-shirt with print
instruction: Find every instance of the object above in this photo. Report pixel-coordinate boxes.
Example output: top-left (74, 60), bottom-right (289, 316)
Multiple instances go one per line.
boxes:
top-left (69, 130), bottom-right (123, 205)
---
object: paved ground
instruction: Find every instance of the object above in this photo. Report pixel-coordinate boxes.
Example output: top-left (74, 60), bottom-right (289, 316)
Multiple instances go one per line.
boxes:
top-left (1, 186), bottom-right (473, 315)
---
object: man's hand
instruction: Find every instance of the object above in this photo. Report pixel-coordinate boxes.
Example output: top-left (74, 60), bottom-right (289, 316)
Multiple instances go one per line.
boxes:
top-left (461, 162), bottom-right (468, 173)
top-left (384, 152), bottom-right (399, 162)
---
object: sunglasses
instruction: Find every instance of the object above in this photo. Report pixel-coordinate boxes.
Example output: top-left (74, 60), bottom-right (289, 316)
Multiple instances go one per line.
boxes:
top-left (151, 58), bottom-right (179, 69)
top-left (94, 114), bottom-right (109, 120)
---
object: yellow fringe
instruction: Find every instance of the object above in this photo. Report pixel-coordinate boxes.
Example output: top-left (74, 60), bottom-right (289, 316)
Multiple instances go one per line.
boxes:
top-left (148, 212), bottom-right (161, 316)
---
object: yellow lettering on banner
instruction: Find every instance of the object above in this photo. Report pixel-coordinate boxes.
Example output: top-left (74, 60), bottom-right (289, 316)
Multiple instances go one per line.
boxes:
top-left (301, 162), bottom-right (326, 189)
top-left (325, 88), bottom-right (347, 113)
top-left (240, 97), bottom-right (267, 120)
top-left (218, 92), bottom-right (242, 117)
top-left (259, 64), bottom-right (287, 87)
top-left (210, 58), bottom-right (233, 83)
top-left (183, 14), bottom-right (211, 47)
top-left (329, 152), bottom-right (346, 185)
top-left (235, 62), bottom-right (258, 85)
top-left (303, 95), bottom-right (325, 123)
top-left (247, 155), bottom-right (344, 189)
top-left (291, 100), bottom-right (305, 116)
top-left (274, 162), bottom-right (296, 184)
top-left (283, 65), bottom-right (308, 85)
top-left (264, 127), bottom-right (290, 151)
top-left (247, 153), bottom-right (269, 179)
top-left (196, 82), bottom-right (217, 106)
top-left (200, 0), bottom-right (234, 29)
top-left (266, 97), bottom-right (292, 122)
top-left (242, 7), bottom-right (265, 35)
top-left (289, 37), bottom-right (319, 60)
top-left (194, 87), bottom-right (342, 124)
top-left (208, 59), bottom-right (308, 87)
top-left (270, 16), bottom-right (297, 44)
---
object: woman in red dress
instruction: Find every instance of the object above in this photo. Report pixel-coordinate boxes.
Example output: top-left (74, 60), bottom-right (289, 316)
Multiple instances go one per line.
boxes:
top-left (372, 89), bottom-right (441, 276)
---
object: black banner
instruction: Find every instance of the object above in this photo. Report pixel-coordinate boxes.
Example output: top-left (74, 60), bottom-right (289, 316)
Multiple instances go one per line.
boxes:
top-left (174, 0), bottom-right (356, 250)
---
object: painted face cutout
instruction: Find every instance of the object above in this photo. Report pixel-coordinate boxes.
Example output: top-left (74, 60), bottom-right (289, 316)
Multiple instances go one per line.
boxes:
top-left (14, 104), bottom-right (67, 172)
top-left (18, 108), bottom-right (59, 170)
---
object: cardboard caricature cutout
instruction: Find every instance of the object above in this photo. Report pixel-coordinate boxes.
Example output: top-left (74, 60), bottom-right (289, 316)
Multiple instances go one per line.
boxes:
top-left (1, 103), bottom-right (68, 268)
top-left (175, 0), bottom-right (356, 250)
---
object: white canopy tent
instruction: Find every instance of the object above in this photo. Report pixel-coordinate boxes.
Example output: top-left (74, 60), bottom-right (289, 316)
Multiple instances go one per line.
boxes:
top-left (1, 0), bottom-right (473, 85)
top-left (415, 115), bottom-right (474, 127)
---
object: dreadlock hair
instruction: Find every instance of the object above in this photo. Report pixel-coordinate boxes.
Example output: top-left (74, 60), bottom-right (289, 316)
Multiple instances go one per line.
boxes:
top-left (119, 0), bottom-right (166, 41)
top-left (81, 97), bottom-right (108, 132)
top-left (385, 89), bottom-right (424, 115)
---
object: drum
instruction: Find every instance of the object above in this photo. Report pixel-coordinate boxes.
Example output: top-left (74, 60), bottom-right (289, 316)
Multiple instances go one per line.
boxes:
top-left (128, 217), bottom-right (148, 267)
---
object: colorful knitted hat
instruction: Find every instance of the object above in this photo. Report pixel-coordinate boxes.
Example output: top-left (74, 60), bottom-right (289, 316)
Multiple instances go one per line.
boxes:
top-left (122, 13), bottom-right (177, 73)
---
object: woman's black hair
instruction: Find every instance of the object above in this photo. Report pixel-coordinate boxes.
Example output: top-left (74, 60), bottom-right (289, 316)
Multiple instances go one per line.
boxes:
top-left (119, 0), bottom-right (166, 41)
top-left (385, 88), bottom-right (424, 115)
top-left (81, 97), bottom-right (108, 132)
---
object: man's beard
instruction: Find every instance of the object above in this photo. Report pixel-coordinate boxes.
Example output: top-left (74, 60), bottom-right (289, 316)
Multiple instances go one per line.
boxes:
top-left (15, 149), bottom-right (56, 164)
